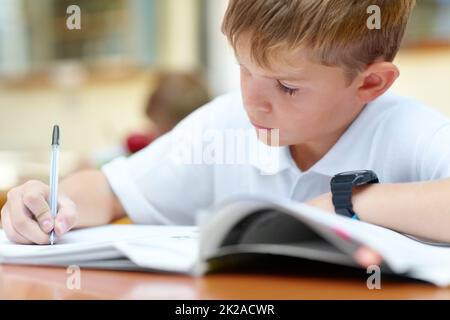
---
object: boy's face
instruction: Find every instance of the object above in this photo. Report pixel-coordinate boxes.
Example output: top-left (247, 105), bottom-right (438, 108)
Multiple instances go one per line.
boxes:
top-left (236, 39), bottom-right (365, 148)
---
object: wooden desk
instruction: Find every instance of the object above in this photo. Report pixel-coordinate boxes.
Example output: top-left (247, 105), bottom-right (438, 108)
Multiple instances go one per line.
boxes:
top-left (0, 213), bottom-right (448, 299)
top-left (1, 264), bottom-right (449, 299)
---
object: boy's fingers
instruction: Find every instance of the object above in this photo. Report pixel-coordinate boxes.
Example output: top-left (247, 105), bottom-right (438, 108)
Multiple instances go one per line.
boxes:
top-left (8, 189), bottom-right (50, 245)
top-left (54, 196), bottom-right (77, 238)
top-left (354, 246), bottom-right (383, 268)
top-left (22, 191), bottom-right (53, 233)
top-left (1, 205), bottom-right (32, 244)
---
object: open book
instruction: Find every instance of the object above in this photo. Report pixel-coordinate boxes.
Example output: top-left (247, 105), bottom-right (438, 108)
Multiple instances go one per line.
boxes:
top-left (1, 195), bottom-right (450, 286)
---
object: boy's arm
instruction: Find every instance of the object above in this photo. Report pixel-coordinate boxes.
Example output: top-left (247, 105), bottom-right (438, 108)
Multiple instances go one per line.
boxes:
top-left (0, 169), bottom-right (125, 244)
top-left (60, 170), bottom-right (126, 228)
top-left (306, 179), bottom-right (450, 243)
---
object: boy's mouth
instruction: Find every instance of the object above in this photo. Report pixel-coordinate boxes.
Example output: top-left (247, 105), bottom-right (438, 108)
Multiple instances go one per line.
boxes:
top-left (250, 121), bottom-right (273, 131)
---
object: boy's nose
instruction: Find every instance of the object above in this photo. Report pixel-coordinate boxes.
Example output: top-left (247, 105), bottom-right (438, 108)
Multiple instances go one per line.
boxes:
top-left (243, 80), bottom-right (273, 114)
top-left (245, 96), bottom-right (272, 113)
top-left (254, 103), bottom-right (272, 113)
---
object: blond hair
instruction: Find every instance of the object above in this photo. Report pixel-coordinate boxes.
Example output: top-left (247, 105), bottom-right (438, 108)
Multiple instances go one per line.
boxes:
top-left (222, 0), bottom-right (416, 79)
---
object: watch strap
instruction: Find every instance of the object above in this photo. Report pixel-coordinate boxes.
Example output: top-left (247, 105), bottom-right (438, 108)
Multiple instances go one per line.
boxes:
top-left (331, 180), bottom-right (356, 218)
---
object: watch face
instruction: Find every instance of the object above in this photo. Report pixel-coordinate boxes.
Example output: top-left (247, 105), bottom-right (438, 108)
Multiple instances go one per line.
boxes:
top-left (336, 170), bottom-right (370, 176)
top-left (333, 170), bottom-right (378, 185)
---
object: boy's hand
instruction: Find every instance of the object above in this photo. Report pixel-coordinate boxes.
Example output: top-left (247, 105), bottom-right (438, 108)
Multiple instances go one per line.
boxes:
top-left (1, 180), bottom-right (77, 245)
top-left (306, 192), bottom-right (383, 268)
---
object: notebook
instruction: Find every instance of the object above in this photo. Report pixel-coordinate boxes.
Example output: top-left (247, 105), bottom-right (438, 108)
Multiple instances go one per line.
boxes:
top-left (2, 195), bottom-right (450, 286)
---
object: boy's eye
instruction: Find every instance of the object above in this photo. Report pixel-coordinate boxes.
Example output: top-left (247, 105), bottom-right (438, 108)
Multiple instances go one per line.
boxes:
top-left (276, 81), bottom-right (299, 96)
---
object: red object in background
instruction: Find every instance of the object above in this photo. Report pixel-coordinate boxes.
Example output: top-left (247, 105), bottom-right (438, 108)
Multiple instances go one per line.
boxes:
top-left (125, 132), bottom-right (156, 154)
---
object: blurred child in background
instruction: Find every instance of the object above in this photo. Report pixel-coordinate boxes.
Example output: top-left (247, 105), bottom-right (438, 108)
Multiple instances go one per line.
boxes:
top-left (79, 71), bottom-right (211, 169)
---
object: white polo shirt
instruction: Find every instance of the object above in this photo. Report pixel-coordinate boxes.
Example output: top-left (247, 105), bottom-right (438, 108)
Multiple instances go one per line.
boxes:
top-left (102, 91), bottom-right (450, 225)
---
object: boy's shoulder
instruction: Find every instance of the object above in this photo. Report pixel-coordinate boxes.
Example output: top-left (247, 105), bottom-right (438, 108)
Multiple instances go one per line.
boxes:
top-left (361, 91), bottom-right (450, 138)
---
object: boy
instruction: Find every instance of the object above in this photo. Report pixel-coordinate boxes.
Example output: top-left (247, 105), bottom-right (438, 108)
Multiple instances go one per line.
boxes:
top-left (2, 0), bottom-right (448, 268)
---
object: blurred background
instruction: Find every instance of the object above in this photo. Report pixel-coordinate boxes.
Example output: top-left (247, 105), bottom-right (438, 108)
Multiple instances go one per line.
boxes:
top-left (0, 0), bottom-right (449, 205)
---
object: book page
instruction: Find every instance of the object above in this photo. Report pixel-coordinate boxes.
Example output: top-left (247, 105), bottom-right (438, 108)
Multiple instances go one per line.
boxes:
top-left (0, 225), bottom-right (199, 273)
top-left (200, 196), bottom-right (450, 286)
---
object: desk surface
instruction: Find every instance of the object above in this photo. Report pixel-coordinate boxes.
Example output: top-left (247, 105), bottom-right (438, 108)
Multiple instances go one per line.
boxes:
top-left (1, 264), bottom-right (450, 299)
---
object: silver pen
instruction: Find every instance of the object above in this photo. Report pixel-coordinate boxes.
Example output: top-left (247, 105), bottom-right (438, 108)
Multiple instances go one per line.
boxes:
top-left (49, 125), bottom-right (60, 245)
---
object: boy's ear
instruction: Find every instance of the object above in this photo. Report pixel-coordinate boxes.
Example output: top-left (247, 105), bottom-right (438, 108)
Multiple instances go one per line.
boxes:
top-left (355, 62), bottom-right (400, 104)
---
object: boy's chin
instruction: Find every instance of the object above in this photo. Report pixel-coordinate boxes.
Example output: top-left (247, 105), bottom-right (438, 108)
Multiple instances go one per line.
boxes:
top-left (256, 135), bottom-right (288, 147)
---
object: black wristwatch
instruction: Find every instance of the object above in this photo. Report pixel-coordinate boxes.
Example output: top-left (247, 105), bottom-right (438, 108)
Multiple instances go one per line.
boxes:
top-left (330, 170), bottom-right (379, 218)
